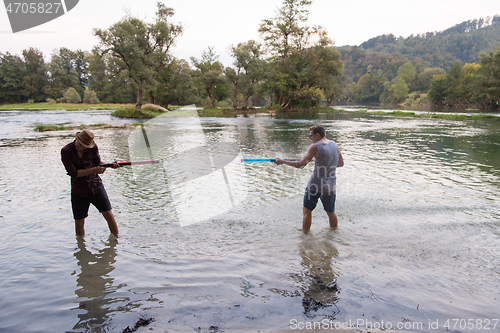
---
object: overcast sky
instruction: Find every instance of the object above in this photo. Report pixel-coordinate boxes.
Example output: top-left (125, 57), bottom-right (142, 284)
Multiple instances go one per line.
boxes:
top-left (1, 0), bottom-right (499, 66)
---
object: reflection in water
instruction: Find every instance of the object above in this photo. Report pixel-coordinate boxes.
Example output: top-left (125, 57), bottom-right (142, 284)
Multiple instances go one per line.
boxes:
top-left (297, 232), bottom-right (340, 318)
top-left (72, 237), bottom-right (123, 332)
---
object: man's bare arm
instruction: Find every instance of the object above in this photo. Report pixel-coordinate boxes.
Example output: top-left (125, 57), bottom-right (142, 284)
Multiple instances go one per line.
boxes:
top-left (275, 144), bottom-right (317, 168)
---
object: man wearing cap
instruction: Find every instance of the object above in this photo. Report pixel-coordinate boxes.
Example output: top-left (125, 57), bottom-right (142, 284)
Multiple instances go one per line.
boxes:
top-left (61, 129), bottom-right (121, 236)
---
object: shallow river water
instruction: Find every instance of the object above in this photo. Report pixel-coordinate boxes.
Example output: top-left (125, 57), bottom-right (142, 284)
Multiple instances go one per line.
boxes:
top-left (0, 108), bottom-right (499, 333)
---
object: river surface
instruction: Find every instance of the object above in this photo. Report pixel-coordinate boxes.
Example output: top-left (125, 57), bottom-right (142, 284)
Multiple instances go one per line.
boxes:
top-left (0, 107), bottom-right (499, 333)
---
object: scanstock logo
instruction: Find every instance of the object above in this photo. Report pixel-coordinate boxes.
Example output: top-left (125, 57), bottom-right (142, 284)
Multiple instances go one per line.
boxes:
top-left (127, 106), bottom-right (248, 227)
top-left (3, 0), bottom-right (79, 33)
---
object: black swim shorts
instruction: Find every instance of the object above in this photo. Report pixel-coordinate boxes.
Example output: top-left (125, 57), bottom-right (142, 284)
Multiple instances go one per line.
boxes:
top-left (71, 189), bottom-right (112, 220)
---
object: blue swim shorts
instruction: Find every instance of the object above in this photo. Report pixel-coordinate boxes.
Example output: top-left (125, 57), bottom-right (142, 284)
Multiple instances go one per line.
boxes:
top-left (303, 187), bottom-right (336, 213)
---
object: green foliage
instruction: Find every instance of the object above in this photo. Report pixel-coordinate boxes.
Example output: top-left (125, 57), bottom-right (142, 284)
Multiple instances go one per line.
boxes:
top-left (47, 47), bottom-right (88, 100)
top-left (428, 74), bottom-right (449, 105)
top-left (227, 40), bottom-right (267, 108)
top-left (63, 87), bottom-right (82, 103)
top-left (417, 67), bottom-right (446, 92)
top-left (258, 0), bottom-right (342, 109)
top-left (46, 98), bottom-right (56, 104)
top-left (83, 89), bottom-right (100, 104)
top-left (0, 52), bottom-right (27, 103)
top-left (111, 105), bottom-right (164, 118)
top-left (87, 53), bottom-right (137, 104)
top-left (339, 47), bottom-right (408, 82)
top-left (155, 58), bottom-right (198, 106)
top-left (340, 16), bottom-right (500, 105)
top-left (93, 2), bottom-right (183, 108)
top-left (22, 47), bottom-right (49, 102)
top-left (426, 57), bottom-right (498, 108)
top-left (358, 16), bottom-right (500, 70)
top-left (191, 47), bottom-right (226, 107)
top-left (34, 125), bottom-right (73, 132)
top-left (397, 63), bottom-right (416, 83)
top-left (473, 48), bottom-right (500, 106)
top-left (353, 73), bottom-right (386, 102)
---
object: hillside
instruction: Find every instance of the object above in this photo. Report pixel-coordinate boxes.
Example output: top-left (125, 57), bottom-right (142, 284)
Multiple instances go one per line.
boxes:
top-left (339, 15), bottom-right (500, 82)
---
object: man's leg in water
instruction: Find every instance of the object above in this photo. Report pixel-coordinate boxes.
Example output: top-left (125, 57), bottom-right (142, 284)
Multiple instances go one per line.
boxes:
top-left (327, 211), bottom-right (338, 228)
top-left (303, 207), bottom-right (312, 231)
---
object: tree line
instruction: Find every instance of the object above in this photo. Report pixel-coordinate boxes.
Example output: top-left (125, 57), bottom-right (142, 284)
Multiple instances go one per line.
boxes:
top-left (337, 15), bottom-right (500, 108)
top-left (0, 0), bottom-right (343, 110)
top-left (0, 1), bottom-right (499, 109)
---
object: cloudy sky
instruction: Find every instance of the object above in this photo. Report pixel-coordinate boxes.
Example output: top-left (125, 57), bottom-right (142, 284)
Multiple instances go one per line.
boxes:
top-left (1, 0), bottom-right (499, 66)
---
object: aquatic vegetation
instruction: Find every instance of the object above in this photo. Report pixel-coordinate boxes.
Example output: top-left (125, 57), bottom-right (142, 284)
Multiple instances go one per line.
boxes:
top-left (34, 125), bottom-right (73, 132)
top-left (111, 105), bottom-right (165, 118)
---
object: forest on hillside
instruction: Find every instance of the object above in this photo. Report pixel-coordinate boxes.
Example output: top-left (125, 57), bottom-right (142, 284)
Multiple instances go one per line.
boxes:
top-left (338, 15), bottom-right (500, 108)
top-left (0, 1), bottom-right (499, 110)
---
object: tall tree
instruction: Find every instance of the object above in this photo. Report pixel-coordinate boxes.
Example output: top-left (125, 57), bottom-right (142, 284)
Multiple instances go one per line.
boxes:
top-left (259, 0), bottom-right (341, 108)
top-left (156, 58), bottom-right (198, 106)
top-left (354, 73), bottom-right (385, 102)
top-left (93, 2), bottom-right (183, 108)
top-left (191, 47), bottom-right (226, 107)
top-left (227, 40), bottom-right (267, 108)
top-left (0, 52), bottom-right (27, 103)
top-left (416, 67), bottom-right (446, 92)
top-left (48, 47), bottom-right (85, 99)
top-left (22, 47), bottom-right (48, 102)
top-left (87, 52), bottom-right (137, 104)
top-left (474, 47), bottom-right (500, 107)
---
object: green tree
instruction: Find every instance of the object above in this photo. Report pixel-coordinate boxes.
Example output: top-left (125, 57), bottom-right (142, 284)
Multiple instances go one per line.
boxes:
top-left (354, 73), bottom-right (385, 102)
top-left (417, 67), bottom-right (446, 92)
top-left (48, 47), bottom-right (84, 100)
top-left (93, 2), bottom-right (183, 108)
top-left (428, 74), bottom-right (449, 105)
top-left (156, 58), bottom-right (198, 106)
top-left (227, 40), bottom-right (267, 108)
top-left (191, 47), bottom-right (226, 107)
top-left (306, 46), bottom-right (343, 106)
top-left (390, 77), bottom-right (409, 102)
top-left (63, 87), bottom-right (82, 103)
top-left (83, 89), bottom-right (100, 104)
top-left (22, 47), bottom-right (49, 102)
top-left (428, 62), bottom-right (482, 107)
top-left (397, 62), bottom-right (416, 84)
top-left (259, 0), bottom-right (339, 108)
top-left (445, 62), bottom-right (463, 107)
top-left (0, 52), bottom-right (27, 103)
top-left (474, 47), bottom-right (500, 107)
top-left (87, 52), bottom-right (137, 104)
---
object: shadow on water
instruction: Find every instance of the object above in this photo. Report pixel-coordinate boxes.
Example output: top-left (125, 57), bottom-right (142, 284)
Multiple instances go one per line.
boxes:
top-left (297, 231), bottom-right (340, 319)
top-left (72, 237), bottom-right (122, 333)
top-left (270, 231), bottom-right (341, 320)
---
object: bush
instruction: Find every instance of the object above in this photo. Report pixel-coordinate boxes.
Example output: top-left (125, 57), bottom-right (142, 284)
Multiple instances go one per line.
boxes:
top-left (27, 99), bottom-right (34, 104)
top-left (63, 87), bottom-right (82, 103)
top-left (83, 90), bottom-right (100, 104)
top-left (46, 98), bottom-right (56, 104)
